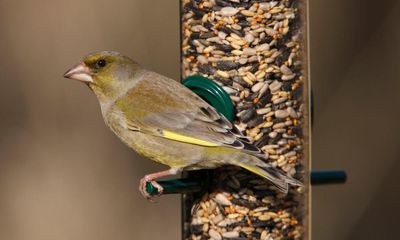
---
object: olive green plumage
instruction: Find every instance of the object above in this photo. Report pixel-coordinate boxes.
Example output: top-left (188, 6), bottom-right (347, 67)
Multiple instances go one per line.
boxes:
top-left (65, 51), bottom-right (302, 195)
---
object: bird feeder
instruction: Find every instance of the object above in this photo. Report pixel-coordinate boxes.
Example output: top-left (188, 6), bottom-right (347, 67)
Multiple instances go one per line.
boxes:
top-left (181, 0), bottom-right (310, 239)
top-left (145, 0), bottom-right (346, 239)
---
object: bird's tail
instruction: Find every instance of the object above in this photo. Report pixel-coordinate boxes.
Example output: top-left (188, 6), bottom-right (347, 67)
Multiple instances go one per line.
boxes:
top-left (237, 161), bottom-right (303, 194)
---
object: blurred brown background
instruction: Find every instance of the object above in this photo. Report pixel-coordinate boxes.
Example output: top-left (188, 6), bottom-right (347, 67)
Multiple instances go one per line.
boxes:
top-left (0, 0), bottom-right (399, 239)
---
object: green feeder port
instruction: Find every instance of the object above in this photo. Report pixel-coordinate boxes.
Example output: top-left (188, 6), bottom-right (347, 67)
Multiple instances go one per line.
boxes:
top-left (181, 75), bottom-right (235, 122)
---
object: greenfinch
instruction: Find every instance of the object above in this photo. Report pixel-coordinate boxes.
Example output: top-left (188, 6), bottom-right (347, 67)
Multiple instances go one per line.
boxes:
top-left (64, 51), bottom-right (302, 199)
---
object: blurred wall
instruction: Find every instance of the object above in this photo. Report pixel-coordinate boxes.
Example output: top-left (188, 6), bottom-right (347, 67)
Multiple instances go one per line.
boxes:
top-left (0, 0), bottom-right (181, 240)
top-left (0, 0), bottom-right (399, 240)
top-left (310, 0), bottom-right (400, 240)
top-left (310, 0), bottom-right (400, 239)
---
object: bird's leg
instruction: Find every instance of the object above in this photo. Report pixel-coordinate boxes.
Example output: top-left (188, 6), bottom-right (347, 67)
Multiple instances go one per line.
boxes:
top-left (139, 168), bottom-right (180, 200)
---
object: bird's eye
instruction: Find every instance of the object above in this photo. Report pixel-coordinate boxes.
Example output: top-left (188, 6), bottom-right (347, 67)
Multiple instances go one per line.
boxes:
top-left (96, 59), bottom-right (107, 68)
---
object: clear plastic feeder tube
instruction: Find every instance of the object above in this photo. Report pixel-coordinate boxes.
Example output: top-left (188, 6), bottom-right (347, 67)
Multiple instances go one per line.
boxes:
top-left (181, 0), bottom-right (310, 239)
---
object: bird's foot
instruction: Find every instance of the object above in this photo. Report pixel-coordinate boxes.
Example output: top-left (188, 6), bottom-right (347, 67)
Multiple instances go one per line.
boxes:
top-left (150, 180), bottom-right (164, 196)
top-left (139, 176), bottom-right (164, 201)
top-left (138, 169), bottom-right (179, 201)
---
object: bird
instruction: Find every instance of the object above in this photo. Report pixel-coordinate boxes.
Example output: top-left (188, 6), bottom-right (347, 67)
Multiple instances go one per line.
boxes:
top-left (63, 51), bottom-right (302, 199)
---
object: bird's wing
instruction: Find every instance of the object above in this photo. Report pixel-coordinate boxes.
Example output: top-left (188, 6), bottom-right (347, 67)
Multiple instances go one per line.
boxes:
top-left (116, 71), bottom-right (264, 157)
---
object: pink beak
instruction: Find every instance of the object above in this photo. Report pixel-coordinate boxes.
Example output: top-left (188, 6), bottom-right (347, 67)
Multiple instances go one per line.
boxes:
top-left (63, 62), bottom-right (93, 83)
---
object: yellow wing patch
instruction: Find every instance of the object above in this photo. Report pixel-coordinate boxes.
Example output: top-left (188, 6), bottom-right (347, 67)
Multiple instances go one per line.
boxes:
top-left (126, 122), bottom-right (219, 147)
top-left (162, 130), bottom-right (219, 147)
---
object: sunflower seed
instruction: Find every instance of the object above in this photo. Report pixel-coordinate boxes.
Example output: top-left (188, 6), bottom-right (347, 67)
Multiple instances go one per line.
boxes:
top-left (209, 229), bottom-right (222, 240)
top-left (220, 7), bottom-right (239, 17)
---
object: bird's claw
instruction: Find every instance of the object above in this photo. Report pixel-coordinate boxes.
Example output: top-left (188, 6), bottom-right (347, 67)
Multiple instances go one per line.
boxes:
top-left (150, 181), bottom-right (164, 196)
top-left (139, 177), bottom-right (164, 201)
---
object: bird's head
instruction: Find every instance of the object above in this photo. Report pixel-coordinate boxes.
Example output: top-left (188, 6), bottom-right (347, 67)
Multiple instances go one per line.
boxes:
top-left (64, 51), bottom-right (141, 100)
